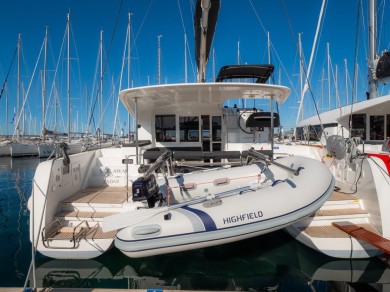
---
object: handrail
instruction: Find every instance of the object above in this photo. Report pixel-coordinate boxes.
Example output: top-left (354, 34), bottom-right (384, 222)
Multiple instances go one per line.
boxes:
top-left (41, 219), bottom-right (62, 246)
top-left (71, 220), bottom-right (90, 244)
top-left (143, 150), bottom-right (173, 178)
top-left (41, 220), bottom-right (90, 249)
top-left (247, 147), bottom-right (301, 176)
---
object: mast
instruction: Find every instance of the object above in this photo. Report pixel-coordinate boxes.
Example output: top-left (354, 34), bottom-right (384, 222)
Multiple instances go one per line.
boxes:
top-left (42, 27), bottom-right (48, 141)
top-left (157, 35), bottom-right (162, 84)
top-left (327, 42), bottom-right (330, 110)
top-left (195, 0), bottom-right (220, 83)
top-left (298, 33), bottom-right (304, 121)
top-left (368, 0), bottom-right (377, 99)
top-left (295, 0), bottom-right (326, 123)
top-left (67, 13), bottom-right (71, 142)
top-left (237, 39), bottom-right (240, 65)
top-left (267, 32), bottom-right (271, 70)
top-left (212, 48), bottom-right (215, 81)
top-left (344, 59), bottom-right (349, 104)
top-left (17, 33), bottom-right (21, 142)
top-left (100, 29), bottom-right (104, 138)
top-left (184, 33), bottom-right (188, 83)
top-left (6, 83), bottom-right (8, 137)
top-left (128, 13), bottom-right (132, 141)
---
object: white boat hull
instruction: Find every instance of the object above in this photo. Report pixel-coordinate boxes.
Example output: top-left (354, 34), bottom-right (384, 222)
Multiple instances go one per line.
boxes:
top-left (0, 144), bottom-right (11, 156)
top-left (10, 143), bottom-right (39, 157)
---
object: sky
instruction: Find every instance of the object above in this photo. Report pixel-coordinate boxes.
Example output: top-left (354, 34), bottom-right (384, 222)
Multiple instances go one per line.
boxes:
top-left (1, 0), bottom-right (389, 137)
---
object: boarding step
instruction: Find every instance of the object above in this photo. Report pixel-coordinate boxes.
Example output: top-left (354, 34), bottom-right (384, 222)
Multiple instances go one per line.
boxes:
top-left (61, 186), bottom-right (131, 209)
top-left (298, 222), bottom-right (380, 239)
top-left (333, 222), bottom-right (390, 255)
top-left (42, 219), bottom-right (116, 249)
top-left (55, 210), bottom-right (120, 222)
top-left (310, 207), bottom-right (368, 220)
top-left (324, 190), bottom-right (360, 205)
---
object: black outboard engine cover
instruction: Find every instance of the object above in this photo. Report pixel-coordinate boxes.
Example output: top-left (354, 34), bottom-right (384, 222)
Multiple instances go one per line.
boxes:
top-left (132, 175), bottom-right (159, 205)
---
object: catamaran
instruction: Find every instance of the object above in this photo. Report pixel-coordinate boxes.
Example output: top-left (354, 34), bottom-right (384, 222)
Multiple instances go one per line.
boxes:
top-left (27, 0), bottom-right (334, 260)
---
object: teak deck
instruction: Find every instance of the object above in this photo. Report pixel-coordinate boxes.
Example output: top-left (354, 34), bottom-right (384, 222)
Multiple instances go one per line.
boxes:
top-left (333, 222), bottom-right (390, 255)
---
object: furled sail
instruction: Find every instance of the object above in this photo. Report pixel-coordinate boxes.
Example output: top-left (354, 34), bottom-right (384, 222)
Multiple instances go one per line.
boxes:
top-left (194, 0), bottom-right (220, 82)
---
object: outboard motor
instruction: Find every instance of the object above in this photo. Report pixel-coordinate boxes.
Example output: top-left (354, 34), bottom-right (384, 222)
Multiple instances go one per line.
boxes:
top-left (132, 174), bottom-right (161, 208)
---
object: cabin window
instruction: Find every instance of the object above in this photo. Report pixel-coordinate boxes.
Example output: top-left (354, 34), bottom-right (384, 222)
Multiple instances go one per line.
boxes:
top-left (179, 116), bottom-right (199, 142)
top-left (295, 127), bottom-right (303, 140)
top-left (155, 115), bottom-right (176, 142)
top-left (350, 114), bottom-right (366, 140)
top-left (370, 115), bottom-right (384, 140)
top-left (212, 116), bottom-right (222, 141)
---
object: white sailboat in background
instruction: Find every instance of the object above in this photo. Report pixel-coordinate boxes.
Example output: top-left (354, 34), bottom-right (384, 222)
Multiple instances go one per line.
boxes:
top-left (10, 33), bottom-right (40, 157)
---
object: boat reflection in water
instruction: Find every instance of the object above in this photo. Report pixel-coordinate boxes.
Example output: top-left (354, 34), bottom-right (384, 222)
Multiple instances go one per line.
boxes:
top-left (30, 231), bottom-right (390, 291)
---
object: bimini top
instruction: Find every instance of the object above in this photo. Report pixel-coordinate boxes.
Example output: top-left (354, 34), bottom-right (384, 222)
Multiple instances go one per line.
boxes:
top-left (215, 64), bottom-right (274, 83)
top-left (119, 82), bottom-right (290, 115)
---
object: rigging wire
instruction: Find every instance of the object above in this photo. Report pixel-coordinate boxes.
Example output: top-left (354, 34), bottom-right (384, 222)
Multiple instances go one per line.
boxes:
top-left (88, 0), bottom-right (124, 132)
top-left (248, 0), bottom-right (300, 101)
top-left (177, 0), bottom-right (197, 81)
top-left (0, 46), bottom-right (17, 100)
top-left (280, 0), bottom-right (327, 142)
top-left (349, 0), bottom-right (362, 139)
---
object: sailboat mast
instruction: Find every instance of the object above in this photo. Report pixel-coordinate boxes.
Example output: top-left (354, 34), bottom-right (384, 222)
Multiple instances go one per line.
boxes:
top-left (127, 13), bottom-right (132, 141)
top-left (327, 42), bottom-right (330, 110)
top-left (184, 33), bottom-right (188, 83)
top-left (17, 33), bottom-right (21, 142)
top-left (198, 0), bottom-right (210, 82)
top-left (368, 0), bottom-right (377, 99)
top-left (157, 35), bottom-right (162, 84)
top-left (100, 29), bottom-right (104, 138)
top-left (67, 13), bottom-right (71, 142)
top-left (298, 33), bottom-right (304, 121)
top-left (42, 27), bottom-right (48, 140)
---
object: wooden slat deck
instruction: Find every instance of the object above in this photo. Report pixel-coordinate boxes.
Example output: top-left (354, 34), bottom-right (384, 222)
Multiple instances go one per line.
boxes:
top-left (328, 190), bottom-right (358, 201)
top-left (314, 208), bottom-right (367, 217)
top-left (62, 186), bottom-right (130, 205)
top-left (299, 223), bottom-right (380, 238)
top-left (50, 226), bottom-right (116, 240)
top-left (333, 222), bottom-right (390, 254)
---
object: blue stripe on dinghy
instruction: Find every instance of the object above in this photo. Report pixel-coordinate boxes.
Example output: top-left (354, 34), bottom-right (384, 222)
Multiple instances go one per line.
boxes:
top-left (181, 206), bottom-right (217, 231)
top-left (175, 208), bottom-right (206, 232)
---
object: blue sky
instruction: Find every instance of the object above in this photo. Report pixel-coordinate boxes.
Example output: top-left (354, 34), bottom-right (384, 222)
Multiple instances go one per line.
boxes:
top-left (1, 0), bottom-right (389, 136)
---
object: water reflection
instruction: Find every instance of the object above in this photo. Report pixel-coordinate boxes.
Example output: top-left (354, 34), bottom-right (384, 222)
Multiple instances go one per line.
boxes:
top-left (30, 231), bottom-right (390, 291)
top-left (0, 157), bottom-right (40, 286)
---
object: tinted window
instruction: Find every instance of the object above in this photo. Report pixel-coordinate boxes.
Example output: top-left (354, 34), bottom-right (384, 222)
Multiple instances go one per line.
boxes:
top-left (370, 115), bottom-right (384, 140)
top-left (180, 116), bottom-right (199, 142)
top-left (155, 115), bottom-right (176, 142)
top-left (350, 114), bottom-right (366, 140)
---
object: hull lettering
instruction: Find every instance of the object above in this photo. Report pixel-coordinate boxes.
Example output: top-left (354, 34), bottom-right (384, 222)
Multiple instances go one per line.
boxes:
top-left (223, 211), bottom-right (263, 225)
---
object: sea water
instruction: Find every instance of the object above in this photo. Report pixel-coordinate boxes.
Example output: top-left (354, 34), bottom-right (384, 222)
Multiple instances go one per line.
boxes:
top-left (0, 156), bottom-right (389, 291)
